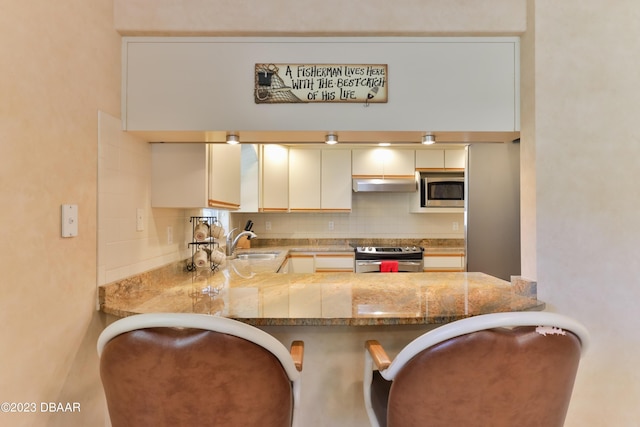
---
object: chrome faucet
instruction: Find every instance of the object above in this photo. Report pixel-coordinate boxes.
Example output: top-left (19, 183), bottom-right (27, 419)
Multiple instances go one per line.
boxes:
top-left (225, 228), bottom-right (258, 257)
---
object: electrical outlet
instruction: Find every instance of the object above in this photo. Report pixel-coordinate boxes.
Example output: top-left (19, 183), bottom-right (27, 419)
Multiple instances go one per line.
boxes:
top-left (167, 226), bottom-right (173, 244)
top-left (452, 221), bottom-right (459, 231)
top-left (328, 221), bottom-right (334, 231)
top-left (265, 221), bottom-right (272, 231)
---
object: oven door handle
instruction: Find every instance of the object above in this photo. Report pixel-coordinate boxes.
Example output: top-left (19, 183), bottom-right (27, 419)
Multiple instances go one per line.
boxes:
top-left (356, 261), bottom-right (422, 266)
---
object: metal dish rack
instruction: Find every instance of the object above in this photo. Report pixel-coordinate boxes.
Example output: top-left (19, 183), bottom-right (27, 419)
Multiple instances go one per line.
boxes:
top-left (187, 216), bottom-right (222, 272)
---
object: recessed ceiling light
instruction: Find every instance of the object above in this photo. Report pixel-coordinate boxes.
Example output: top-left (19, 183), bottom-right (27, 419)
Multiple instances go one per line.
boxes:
top-left (378, 142), bottom-right (390, 147)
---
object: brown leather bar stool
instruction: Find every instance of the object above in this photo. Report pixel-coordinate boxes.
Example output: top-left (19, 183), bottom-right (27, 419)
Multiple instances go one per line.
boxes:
top-left (363, 311), bottom-right (589, 427)
top-left (97, 313), bottom-right (304, 427)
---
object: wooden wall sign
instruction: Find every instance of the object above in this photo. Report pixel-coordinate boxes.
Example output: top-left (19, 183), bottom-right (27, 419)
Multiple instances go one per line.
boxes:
top-left (255, 63), bottom-right (388, 104)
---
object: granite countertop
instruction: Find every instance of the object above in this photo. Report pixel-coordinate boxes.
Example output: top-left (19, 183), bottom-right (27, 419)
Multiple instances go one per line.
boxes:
top-left (99, 246), bottom-right (542, 326)
top-left (422, 247), bottom-right (465, 254)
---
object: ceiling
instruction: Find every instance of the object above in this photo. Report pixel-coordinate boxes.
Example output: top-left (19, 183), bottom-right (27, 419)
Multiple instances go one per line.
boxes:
top-left (132, 130), bottom-right (520, 146)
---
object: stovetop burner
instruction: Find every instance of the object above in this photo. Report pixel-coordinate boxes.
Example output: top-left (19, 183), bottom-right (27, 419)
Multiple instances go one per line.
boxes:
top-left (355, 246), bottom-right (423, 254)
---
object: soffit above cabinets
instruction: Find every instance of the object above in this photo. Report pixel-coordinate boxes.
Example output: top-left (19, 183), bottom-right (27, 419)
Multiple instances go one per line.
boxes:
top-left (136, 130), bottom-right (520, 147)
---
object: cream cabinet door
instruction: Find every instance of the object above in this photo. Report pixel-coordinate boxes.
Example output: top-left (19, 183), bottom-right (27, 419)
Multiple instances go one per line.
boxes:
top-left (384, 148), bottom-right (415, 176)
top-left (314, 253), bottom-right (355, 272)
top-left (261, 145), bottom-right (289, 212)
top-left (352, 148), bottom-right (383, 176)
top-left (151, 143), bottom-right (241, 209)
top-left (288, 253), bottom-right (315, 273)
top-left (208, 144), bottom-right (241, 209)
top-left (289, 148), bottom-right (351, 212)
top-left (239, 144), bottom-right (260, 213)
top-left (151, 143), bottom-right (208, 208)
top-left (289, 148), bottom-right (321, 211)
top-left (423, 253), bottom-right (466, 272)
top-left (415, 149), bottom-right (445, 170)
top-left (352, 148), bottom-right (414, 177)
top-left (321, 149), bottom-right (351, 211)
top-left (444, 149), bottom-right (466, 170)
top-left (416, 148), bottom-right (465, 171)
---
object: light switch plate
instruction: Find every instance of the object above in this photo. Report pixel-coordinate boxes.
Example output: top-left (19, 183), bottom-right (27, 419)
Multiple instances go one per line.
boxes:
top-left (61, 204), bottom-right (78, 237)
top-left (136, 208), bottom-right (144, 231)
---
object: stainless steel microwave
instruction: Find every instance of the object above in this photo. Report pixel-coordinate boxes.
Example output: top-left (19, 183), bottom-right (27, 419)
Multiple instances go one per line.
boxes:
top-left (420, 175), bottom-right (465, 207)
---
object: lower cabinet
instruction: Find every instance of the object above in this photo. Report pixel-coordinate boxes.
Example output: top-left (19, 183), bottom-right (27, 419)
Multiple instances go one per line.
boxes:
top-left (314, 253), bottom-right (355, 273)
top-left (287, 253), bottom-right (315, 273)
top-left (279, 251), bottom-right (464, 273)
top-left (423, 253), bottom-right (466, 272)
top-left (281, 252), bottom-right (355, 273)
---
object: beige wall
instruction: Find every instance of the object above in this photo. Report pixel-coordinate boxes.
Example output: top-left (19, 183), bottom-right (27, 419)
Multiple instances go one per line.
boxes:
top-left (0, 1), bottom-right (120, 426)
top-left (534, 0), bottom-right (640, 424)
top-left (114, 0), bottom-right (527, 35)
top-left (519, 0), bottom-right (537, 280)
top-left (4, 0), bottom-right (640, 426)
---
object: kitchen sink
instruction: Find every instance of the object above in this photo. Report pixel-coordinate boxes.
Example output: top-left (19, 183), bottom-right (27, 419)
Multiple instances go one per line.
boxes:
top-left (237, 252), bottom-right (279, 261)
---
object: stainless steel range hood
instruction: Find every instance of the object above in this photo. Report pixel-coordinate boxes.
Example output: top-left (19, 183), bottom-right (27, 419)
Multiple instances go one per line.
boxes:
top-left (352, 178), bottom-right (417, 192)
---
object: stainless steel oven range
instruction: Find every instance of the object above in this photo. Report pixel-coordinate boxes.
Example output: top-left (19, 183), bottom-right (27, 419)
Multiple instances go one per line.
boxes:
top-left (354, 246), bottom-right (424, 273)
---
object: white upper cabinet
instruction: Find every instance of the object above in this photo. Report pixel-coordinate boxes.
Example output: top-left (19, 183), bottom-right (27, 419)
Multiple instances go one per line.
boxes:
top-left (260, 145), bottom-right (289, 212)
top-left (416, 148), bottom-right (466, 171)
top-left (444, 149), bottom-right (466, 170)
top-left (352, 148), bottom-right (415, 178)
top-left (151, 143), bottom-right (241, 209)
top-left (122, 37), bottom-right (520, 133)
top-left (321, 149), bottom-right (352, 211)
top-left (414, 150), bottom-right (444, 170)
top-left (289, 148), bottom-right (352, 212)
top-left (208, 144), bottom-right (241, 209)
top-left (289, 148), bottom-right (321, 211)
top-left (239, 144), bottom-right (260, 212)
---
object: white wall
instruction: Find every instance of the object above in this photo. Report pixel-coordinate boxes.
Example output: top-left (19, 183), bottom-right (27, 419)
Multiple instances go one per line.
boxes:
top-left (122, 37), bottom-right (519, 133)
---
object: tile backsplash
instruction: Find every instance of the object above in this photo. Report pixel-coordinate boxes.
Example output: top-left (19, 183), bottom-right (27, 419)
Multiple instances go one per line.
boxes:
top-left (98, 112), bottom-right (190, 285)
top-left (230, 192), bottom-right (465, 240)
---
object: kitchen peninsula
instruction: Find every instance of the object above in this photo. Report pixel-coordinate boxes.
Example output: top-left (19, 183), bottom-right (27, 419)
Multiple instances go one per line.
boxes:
top-left (100, 247), bottom-right (542, 323)
top-left (99, 246), bottom-right (542, 427)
